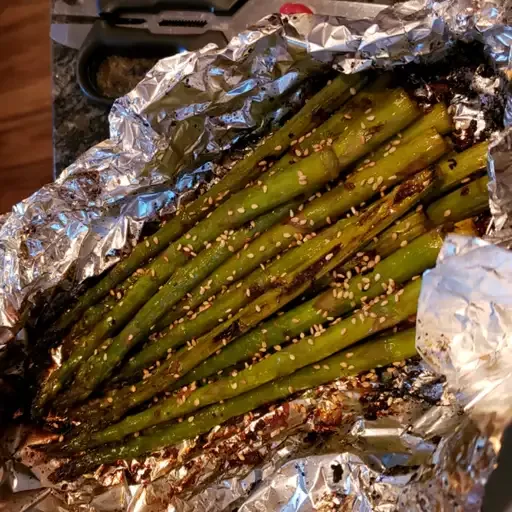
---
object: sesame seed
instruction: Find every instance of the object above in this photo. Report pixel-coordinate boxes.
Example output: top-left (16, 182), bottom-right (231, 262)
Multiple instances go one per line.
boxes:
top-left (247, 253), bottom-right (254, 259)
top-left (391, 232), bottom-right (398, 240)
top-left (379, 316), bottom-right (386, 323)
top-left (188, 416), bottom-right (194, 422)
top-left (314, 364), bottom-right (321, 370)
top-left (231, 382), bottom-right (238, 389)
top-left (274, 145), bottom-right (282, 151)
top-left (295, 149), bottom-right (302, 157)
top-left (255, 305), bottom-right (261, 312)
top-left (145, 240), bottom-right (150, 248)
top-left (348, 365), bottom-right (355, 370)
top-left (400, 240), bottom-right (408, 247)
top-left (444, 209), bottom-right (451, 217)
top-left (288, 386), bottom-right (295, 393)
top-left (107, 397), bottom-right (113, 403)
top-left (289, 354), bottom-right (296, 360)
top-left (323, 364), bottom-right (330, 370)
top-left (389, 146), bottom-right (397, 154)
top-left (344, 113), bottom-right (352, 119)
top-left (350, 87), bottom-right (357, 95)
top-left (325, 253), bottom-right (334, 261)
top-left (283, 232), bottom-right (292, 238)
top-left (340, 362), bottom-right (348, 368)
top-left (194, 399), bottom-right (200, 406)
top-left (238, 207), bottom-right (245, 214)
top-left (366, 115), bottom-right (375, 121)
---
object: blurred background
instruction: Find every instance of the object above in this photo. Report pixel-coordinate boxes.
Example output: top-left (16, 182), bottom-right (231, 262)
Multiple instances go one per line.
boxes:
top-left (0, 1), bottom-right (53, 213)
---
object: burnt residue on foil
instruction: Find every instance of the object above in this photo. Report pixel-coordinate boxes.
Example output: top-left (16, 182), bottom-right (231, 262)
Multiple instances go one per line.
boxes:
top-left (0, 0), bottom-right (511, 509)
top-left (395, 41), bottom-right (506, 149)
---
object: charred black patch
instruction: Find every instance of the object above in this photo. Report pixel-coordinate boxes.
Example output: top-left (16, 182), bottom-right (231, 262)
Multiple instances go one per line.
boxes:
top-left (366, 123), bottom-right (385, 137)
top-left (312, 106), bottom-right (331, 125)
top-left (474, 213), bottom-right (492, 236)
top-left (460, 185), bottom-right (470, 196)
top-left (214, 321), bottom-right (241, 343)
top-left (352, 97), bottom-right (374, 112)
top-left (394, 181), bottom-right (425, 204)
top-left (448, 158), bottom-right (458, 170)
top-left (344, 181), bottom-right (356, 191)
top-left (332, 463), bottom-right (344, 483)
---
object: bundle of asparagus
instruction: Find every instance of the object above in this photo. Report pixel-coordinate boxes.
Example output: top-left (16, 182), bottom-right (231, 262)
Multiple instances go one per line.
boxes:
top-left (31, 73), bottom-right (490, 482)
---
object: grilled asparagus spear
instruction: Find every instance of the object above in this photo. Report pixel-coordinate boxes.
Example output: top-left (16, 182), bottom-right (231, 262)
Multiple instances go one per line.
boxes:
top-left (66, 171), bottom-right (433, 430)
top-left (58, 277), bottom-right (420, 450)
top-left (50, 74), bottom-right (362, 339)
top-left (424, 141), bottom-right (488, 202)
top-left (49, 148), bottom-right (340, 408)
top-left (50, 328), bottom-right (416, 481)
top-left (115, 129), bottom-right (447, 381)
top-left (426, 175), bottom-right (489, 225)
top-left (174, 229), bottom-right (443, 387)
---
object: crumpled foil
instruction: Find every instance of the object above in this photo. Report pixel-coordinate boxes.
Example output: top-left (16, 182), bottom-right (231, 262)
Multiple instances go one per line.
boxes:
top-left (1, 0), bottom-right (512, 509)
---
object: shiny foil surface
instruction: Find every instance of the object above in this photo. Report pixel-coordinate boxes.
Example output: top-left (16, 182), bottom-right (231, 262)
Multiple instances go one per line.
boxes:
top-left (1, 0), bottom-right (512, 509)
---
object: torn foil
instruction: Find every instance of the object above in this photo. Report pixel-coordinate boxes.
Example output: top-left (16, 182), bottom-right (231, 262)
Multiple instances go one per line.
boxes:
top-left (1, 0), bottom-right (512, 509)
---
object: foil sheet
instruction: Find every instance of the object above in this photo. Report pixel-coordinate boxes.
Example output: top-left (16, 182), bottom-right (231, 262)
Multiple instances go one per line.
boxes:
top-left (1, 0), bottom-right (512, 509)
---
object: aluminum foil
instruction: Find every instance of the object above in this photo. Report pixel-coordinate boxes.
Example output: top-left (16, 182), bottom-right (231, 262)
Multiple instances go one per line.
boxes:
top-left (1, 0), bottom-right (512, 509)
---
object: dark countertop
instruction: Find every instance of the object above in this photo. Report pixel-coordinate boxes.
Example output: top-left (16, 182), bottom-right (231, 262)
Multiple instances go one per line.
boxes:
top-left (52, 41), bottom-right (110, 177)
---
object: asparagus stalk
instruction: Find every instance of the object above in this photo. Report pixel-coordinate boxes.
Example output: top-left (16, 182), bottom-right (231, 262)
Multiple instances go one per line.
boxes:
top-left (404, 103), bottom-right (453, 138)
top-left (301, 209), bottom-right (429, 300)
top-left (424, 141), bottom-right (488, 202)
top-left (426, 175), bottom-right (489, 225)
top-left (295, 74), bottom-right (393, 154)
top-left (364, 211), bottom-right (428, 260)
top-left (120, 126), bottom-right (447, 378)
top-left (117, 129), bottom-right (447, 380)
top-left (45, 85), bottom-right (420, 411)
top-left (174, 229), bottom-right (443, 387)
top-left (49, 328), bottom-right (417, 481)
top-left (50, 199), bottom-right (298, 400)
top-left (49, 74), bottom-right (361, 339)
top-left (67, 170), bottom-right (433, 430)
top-left (60, 278), bottom-right (421, 451)
top-left (51, 149), bottom-right (340, 409)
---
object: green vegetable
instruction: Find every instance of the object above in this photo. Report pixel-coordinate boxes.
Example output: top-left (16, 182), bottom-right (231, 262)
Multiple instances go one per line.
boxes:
top-left (66, 170), bottom-right (433, 432)
top-left (57, 277), bottom-right (419, 449)
top-left (53, 148), bottom-right (341, 408)
top-left (117, 128), bottom-right (447, 380)
top-left (295, 74), bottom-right (393, 154)
top-left (175, 229), bottom-right (443, 387)
top-left (50, 329), bottom-right (416, 480)
top-left (424, 141), bottom-right (488, 202)
top-left (426, 175), bottom-right (489, 225)
top-left (333, 88), bottom-right (421, 168)
top-left (49, 74), bottom-right (361, 340)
